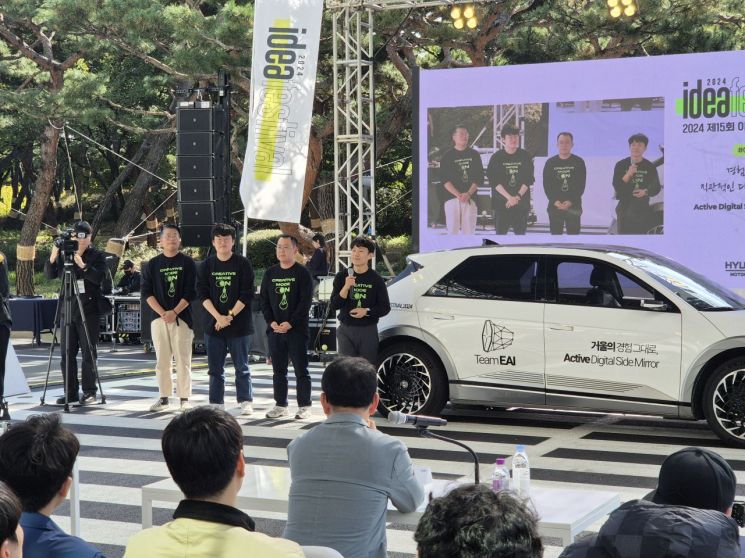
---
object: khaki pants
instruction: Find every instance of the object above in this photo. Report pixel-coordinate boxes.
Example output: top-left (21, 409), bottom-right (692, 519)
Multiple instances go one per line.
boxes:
top-left (151, 318), bottom-right (194, 399)
top-left (444, 198), bottom-right (477, 235)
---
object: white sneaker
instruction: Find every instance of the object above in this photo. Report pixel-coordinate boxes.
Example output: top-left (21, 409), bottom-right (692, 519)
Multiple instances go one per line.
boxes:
top-left (265, 405), bottom-right (289, 419)
top-left (210, 403), bottom-right (225, 410)
top-left (295, 406), bottom-right (312, 420)
top-left (240, 402), bottom-right (254, 416)
top-left (149, 398), bottom-right (170, 412)
top-left (180, 399), bottom-right (192, 411)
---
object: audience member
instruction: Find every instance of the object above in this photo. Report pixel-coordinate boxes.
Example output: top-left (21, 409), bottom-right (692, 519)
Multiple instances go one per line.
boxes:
top-left (415, 484), bottom-right (543, 558)
top-left (560, 447), bottom-right (740, 558)
top-left (124, 406), bottom-right (303, 557)
top-left (0, 482), bottom-right (22, 558)
top-left (0, 414), bottom-right (105, 557)
top-left (284, 357), bottom-right (424, 558)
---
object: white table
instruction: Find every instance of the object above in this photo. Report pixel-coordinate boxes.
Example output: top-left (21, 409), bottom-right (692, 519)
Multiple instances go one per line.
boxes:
top-left (141, 465), bottom-right (619, 546)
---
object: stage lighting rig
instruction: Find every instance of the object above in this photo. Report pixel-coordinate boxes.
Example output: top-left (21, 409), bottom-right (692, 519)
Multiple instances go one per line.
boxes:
top-left (607, 0), bottom-right (638, 18)
top-left (451, 3), bottom-right (477, 29)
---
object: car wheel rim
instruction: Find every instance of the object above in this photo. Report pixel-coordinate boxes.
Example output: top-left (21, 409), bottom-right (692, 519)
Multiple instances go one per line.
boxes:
top-left (377, 352), bottom-right (432, 414)
top-left (712, 367), bottom-right (745, 440)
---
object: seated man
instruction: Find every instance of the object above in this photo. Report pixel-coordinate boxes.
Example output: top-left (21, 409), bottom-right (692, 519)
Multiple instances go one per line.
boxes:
top-left (0, 414), bottom-right (105, 557)
top-left (284, 357), bottom-right (425, 558)
top-left (415, 484), bottom-right (543, 558)
top-left (124, 406), bottom-right (303, 557)
top-left (561, 447), bottom-right (741, 558)
top-left (0, 481), bottom-right (23, 558)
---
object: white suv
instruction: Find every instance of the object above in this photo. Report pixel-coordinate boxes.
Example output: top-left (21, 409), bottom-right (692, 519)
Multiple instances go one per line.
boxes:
top-left (376, 244), bottom-right (745, 446)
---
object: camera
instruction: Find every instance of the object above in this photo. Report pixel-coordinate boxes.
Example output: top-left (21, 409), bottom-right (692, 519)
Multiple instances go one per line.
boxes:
top-left (732, 501), bottom-right (745, 527)
top-left (54, 228), bottom-right (83, 254)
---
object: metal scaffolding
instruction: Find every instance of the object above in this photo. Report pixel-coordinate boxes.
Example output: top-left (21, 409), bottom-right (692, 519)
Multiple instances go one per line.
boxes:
top-left (327, 0), bottom-right (488, 270)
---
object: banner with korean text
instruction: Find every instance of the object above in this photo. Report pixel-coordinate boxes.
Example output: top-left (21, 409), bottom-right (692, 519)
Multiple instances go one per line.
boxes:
top-left (240, 0), bottom-right (323, 223)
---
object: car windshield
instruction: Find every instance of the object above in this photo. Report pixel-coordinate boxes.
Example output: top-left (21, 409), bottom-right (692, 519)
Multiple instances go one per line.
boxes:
top-left (610, 252), bottom-right (745, 311)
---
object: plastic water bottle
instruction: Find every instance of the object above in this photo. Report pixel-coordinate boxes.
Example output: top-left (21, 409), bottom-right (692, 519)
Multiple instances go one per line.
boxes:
top-left (491, 457), bottom-right (509, 492)
top-left (511, 444), bottom-right (531, 497)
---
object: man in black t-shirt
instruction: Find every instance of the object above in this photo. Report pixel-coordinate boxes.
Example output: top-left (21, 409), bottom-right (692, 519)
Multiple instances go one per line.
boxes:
top-left (259, 235), bottom-right (314, 420)
top-left (439, 125), bottom-right (483, 235)
top-left (487, 125), bottom-right (535, 235)
top-left (612, 133), bottom-right (661, 234)
top-left (198, 223), bottom-right (255, 415)
top-left (141, 224), bottom-right (197, 412)
top-left (543, 132), bottom-right (587, 235)
top-left (330, 236), bottom-right (390, 365)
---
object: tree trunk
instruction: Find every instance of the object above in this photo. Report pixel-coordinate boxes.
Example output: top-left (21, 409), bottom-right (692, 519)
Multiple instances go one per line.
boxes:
top-left (90, 138), bottom-right (148, 239)
top-left (16, 122), bottom-right (62, 295)
top-left (114, 131), bottom-right (173, 238)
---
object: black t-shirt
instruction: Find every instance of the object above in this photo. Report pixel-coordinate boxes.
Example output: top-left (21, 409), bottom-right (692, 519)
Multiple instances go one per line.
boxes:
top-left (330, 268), bottom-right (391, 327)
top-left (612, 157), bottom-right (661, 211)
top-left (197, 254), bottom-right (255, 338)
top-left (141, 252), bottom-right (197, 329)
top-left (44, 246), bottom-right (109, 317)
top-left (487, 148), bottom-right (535, 212)
top-left (543, 154), bottom-right (587, 208)
top-left (259, 263), bottom-right (313, 336)
top-left (306, 248), bottom-right (328, 279)
top-left (439, 147), bottom-right (484, 195)
top-left (116, 271), bottom-right (141, 294)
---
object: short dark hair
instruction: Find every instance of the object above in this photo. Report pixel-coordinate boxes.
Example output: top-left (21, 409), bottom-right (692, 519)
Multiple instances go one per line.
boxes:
top-left (0, 414), bottom-right (80, 512)
top-left (415, 484), bottom-right (544, 558)
top-left (278, 234), bottom-right (298, 248)
top-left (501, 125), bottom-right (520, 138)
top-left (557, 131), bottom-right (574, 142)
top-left (211, 222), bottom-right (236, 240)
top-left (160, 223), bottom-right (181, 237)
top-left (450, 124), bottom-right (468, 137)
top-left (628, 132), bottom-right (649, 146)
top-left (161, 407), bottom-right (244, 499)
top-left (0, 482), bottom-right (21, 545)
top-left (312, 233), bottom-right (326, 248)
top-left (350, 236), bottom-right (376, 254)
top-left (322, 357), bottom-right (377, 408)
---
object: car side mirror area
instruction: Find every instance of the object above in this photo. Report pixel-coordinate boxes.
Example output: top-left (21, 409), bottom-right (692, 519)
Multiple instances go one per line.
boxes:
top-left (641, 299), bottom-right (668, 311)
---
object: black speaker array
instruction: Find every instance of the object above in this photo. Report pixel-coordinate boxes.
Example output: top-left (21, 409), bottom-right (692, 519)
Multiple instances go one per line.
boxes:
top-left (176, 105), bottom-right (228, 246)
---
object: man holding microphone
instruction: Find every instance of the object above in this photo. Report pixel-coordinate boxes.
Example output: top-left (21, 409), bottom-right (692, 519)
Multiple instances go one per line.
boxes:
top-left (330, 236), bottom-right (390, 365)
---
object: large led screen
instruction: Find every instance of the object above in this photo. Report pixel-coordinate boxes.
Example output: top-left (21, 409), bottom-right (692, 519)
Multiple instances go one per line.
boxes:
top-left (416, 50), bottom-right (745, 288)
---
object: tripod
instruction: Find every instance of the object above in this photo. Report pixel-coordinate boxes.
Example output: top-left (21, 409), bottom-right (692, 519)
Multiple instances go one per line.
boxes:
top-left (40, 254), bottom-right (107, 412)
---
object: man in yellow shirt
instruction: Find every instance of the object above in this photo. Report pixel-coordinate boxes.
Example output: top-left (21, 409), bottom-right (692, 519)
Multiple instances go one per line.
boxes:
top-left (124, 407), bottom-right (304, 558)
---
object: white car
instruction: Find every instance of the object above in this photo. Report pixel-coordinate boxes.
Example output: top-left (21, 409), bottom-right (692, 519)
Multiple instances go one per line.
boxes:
top-left (376, 244), bottom-right (745, 447)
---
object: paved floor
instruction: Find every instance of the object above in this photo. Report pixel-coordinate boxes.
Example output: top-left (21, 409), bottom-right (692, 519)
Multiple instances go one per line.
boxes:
top-left (6, 340), bottom-right (745, 557)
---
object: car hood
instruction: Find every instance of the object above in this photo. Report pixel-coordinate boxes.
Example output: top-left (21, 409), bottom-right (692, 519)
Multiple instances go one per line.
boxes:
top-left (702, 309), bottom-right (745, 338)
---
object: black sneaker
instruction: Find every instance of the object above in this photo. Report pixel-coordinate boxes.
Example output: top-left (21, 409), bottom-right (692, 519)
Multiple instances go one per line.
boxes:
top-left (56, 396), bottom-right (80, 405)
top-left (79, 393), bottom-right (96, 405)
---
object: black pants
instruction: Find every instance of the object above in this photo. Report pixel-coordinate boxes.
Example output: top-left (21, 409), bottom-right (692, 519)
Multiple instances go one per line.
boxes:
top-left (548, 207), bottom-right (581, 235)
top-left (60, 312), bottom-right (100, 398)
top-left (495, 208), bottom-right (528, 235)
top-left (337, 323), bottom-right (379, 365)
top-left (267, 329), bottom-right (312, 407)
top-left (0, 324), bottom-right (9, 398)
top-left (617, 204), bottom-right (653, 234)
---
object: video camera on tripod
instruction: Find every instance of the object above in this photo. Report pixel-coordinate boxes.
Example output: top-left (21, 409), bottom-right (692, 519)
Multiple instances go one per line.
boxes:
top-left (54, 228), bottom-right (88, 257)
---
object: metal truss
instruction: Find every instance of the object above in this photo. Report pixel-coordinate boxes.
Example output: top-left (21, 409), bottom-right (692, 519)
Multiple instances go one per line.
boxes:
top-left (328, 0), bottom-right (493, 270)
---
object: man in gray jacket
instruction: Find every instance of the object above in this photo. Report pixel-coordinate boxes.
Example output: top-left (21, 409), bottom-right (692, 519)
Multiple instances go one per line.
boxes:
top-left (284, 357), bottom-right (425, 558)
top-left (560, 447), bottom-right (741, 558)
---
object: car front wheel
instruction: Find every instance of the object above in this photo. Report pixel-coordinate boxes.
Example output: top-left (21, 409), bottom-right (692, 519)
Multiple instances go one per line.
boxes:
top-left (376, 342), bottom-right (448, 417)
top-left (703, 358), bottom-right (745, 447)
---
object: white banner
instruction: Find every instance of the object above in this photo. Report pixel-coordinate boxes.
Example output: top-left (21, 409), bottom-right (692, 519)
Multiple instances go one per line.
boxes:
top-left (240, 0), bottom-right (324, 223)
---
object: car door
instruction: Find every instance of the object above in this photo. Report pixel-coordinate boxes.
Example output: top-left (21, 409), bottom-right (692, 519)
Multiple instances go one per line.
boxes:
top-left (543, 257), bottom-right (682, 412)
top-left (417, 254), bottom-right (546, 405)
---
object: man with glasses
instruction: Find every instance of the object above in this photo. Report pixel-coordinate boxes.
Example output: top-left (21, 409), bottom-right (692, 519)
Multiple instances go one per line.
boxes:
top-left (46, 220), bottom-right (110, 406)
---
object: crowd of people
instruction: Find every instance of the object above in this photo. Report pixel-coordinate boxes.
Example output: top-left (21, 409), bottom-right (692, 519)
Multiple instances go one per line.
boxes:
top-left (0, 356), bottom-right (740, 557)
top-left (438, 125), bottom-right (661, 236)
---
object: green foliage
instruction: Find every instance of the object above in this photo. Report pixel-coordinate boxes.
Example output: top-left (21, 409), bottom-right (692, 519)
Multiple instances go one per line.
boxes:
top-left (377, 234), bottom-right (413, 273)
top-left (243, 229), bottom-right (282, 270)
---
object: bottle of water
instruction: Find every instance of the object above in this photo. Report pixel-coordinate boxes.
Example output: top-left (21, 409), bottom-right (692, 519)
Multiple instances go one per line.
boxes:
top-left (491, 457), bottom-right (509, 493)
top-left (511, 444), bottom-right (530, 497)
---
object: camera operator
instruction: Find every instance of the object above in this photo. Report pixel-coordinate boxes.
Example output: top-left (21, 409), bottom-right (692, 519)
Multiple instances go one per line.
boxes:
top-left (45, 220), bottom-right (111, 406)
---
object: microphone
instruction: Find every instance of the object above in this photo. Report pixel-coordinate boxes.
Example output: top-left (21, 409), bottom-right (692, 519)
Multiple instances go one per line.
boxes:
top-left (387, 411), bottom-right (447, 427)
top-left (348, 267), bottom-right (354, 296)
